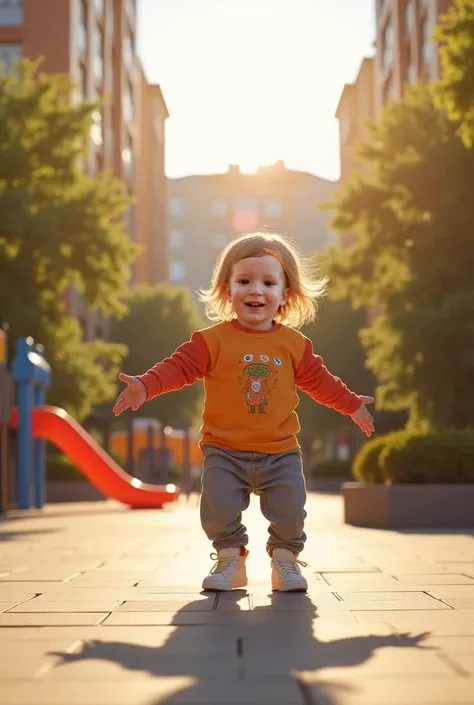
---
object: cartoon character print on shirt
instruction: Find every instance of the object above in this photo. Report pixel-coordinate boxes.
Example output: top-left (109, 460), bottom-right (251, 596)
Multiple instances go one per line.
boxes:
top-left (238, 353), bottom-right (283, 414)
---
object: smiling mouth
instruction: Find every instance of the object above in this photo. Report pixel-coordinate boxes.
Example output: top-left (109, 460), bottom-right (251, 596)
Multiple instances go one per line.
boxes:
top-left (245, 302), bottom-right (264, 308)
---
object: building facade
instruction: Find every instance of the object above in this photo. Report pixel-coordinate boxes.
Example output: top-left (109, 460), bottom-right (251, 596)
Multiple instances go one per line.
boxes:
top-left (167, 162), bottom-right (337, 298)
top-left (336, 57), bottom-right (376, 187)
top-left (0, 0), bottom-right (168, 338)
top-left (376, 0), bottom-right (453, 112)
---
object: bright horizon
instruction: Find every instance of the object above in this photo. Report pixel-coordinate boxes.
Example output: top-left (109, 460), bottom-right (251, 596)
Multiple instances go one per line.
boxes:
top-left (137, 0), bottom-right (375, 182)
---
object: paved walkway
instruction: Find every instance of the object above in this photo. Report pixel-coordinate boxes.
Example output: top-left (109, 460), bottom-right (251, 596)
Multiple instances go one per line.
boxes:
top-left (0, 491), bottom-right (473, 705)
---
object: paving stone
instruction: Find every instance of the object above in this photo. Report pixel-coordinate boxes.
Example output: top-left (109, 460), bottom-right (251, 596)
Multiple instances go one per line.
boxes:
top-left (44, 655), bottom-right (241, 680)
top-left (114, 600), bottom-right (214, 612)
top-left (334, 597), bottom-right (450, 611)
top-left (0, 568), bottom-right (81, 581)
top-left (0, 678), bottom-right (194, 705)
top-left (320, 574), bottom-right (400, 589)
top-left (7, 600), bottom-right (121, 612)
top-left (301, 674), bottom-right (474, 705)
top-left (426, 587), bottom-right (474, 599)
top-left (438, 598), bottom-right (474, 610)
top-left (215, 592), bottom-right (251, 611)
top-left (0, 612), bottom-right (109, 626)
top-left (251, 591), bottom-right (339, 610)
top-left (337, 591), bottom-right (439, 601)
top-left (355, 610), bottom-right (474, 635)
top-left (393, 574), bottom-right (474, 585)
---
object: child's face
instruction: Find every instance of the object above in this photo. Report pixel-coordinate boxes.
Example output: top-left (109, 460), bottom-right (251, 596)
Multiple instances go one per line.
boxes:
top-left (226, 255), bottom-right (289, 330)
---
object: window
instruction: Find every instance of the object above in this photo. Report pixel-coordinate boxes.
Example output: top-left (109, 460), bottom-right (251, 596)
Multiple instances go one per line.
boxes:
top-left (126, 0), bottom-right (135, 21)
top-left (407, 62), bottom-right (416, 84)
top-left (90, 110), bottom-right (103, 146)
top-left (123, 80), bottom-right (133, 121)
top-left (265, 199), bottom-right (282, 218)
top-left (404, 1), bottom-right (414, 33)
top-left (122, 144), bottom-right (133, 179)
top-left (0, 43), bottom-right (21, 73)
top-left (382, 75), bottom-right (395, 104)
top-left (78, 0), bottom-right (87, 53)
top-left (235, 198), bottom-right (258, 212)
top-left (170, 230), bottom-right (185, 248)
top-left (421, 18), bottom-right (431, 66)
top-left (123, 33), bottom-right (135, 70)
top-left (0, 0), bottom-right (22, 25)
top-left (382, 22), bottom-right (393, 67)
top-left (169, 197), bottom-right (184, 216)
top-left (211, 199), bottom-right (227, 217)
top-left (93, 25), bottom-right (104, 80)
top-left (211, 233), bottom-right (227, 249)
top-left (169, 261), bottom-right (186, 283)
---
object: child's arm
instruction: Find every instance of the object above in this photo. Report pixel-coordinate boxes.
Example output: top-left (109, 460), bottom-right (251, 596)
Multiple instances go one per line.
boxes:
top-left (112, 331), bottom-right (209, 416)
top-left (295, 338), bottom-right (374, 436)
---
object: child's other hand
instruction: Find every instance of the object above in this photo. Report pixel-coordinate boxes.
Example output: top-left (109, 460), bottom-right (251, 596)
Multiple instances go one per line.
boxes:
top-left (350, 396), bottom-right (375, 437)
top-left (112, 373), bottom-right (147, 416)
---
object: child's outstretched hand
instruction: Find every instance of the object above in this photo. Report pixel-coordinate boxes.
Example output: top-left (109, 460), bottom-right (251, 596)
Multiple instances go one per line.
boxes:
top-left (350, 396), bottom-right (375, 437)
top-left (112, 373), bottom-right (147, 416)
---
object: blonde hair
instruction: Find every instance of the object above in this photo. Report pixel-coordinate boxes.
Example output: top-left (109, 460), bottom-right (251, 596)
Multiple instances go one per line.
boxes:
top-left (199, 230), bottom-right (328, 328)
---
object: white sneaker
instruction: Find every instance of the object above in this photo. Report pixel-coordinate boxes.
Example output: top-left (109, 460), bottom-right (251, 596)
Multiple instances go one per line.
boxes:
top-left (202, 547), bottom-right (248, 591)
top-left (271, 547), bottom-right (308, 592)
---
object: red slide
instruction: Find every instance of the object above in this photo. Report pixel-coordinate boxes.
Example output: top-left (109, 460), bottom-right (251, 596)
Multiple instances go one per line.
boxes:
top-left (10, 406), bottom-right (180, 509)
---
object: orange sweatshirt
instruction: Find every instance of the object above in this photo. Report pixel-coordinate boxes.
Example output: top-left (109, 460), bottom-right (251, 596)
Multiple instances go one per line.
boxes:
top-left (137, 320), bottom-right (362, 454)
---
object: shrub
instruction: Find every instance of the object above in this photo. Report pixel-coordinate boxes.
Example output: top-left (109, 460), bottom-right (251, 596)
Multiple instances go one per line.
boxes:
top-left (380, 430), bottom-right (474, 484)
top-left (352, 431), bottom-right (412, 483)
top-left (312, 459), bottom-right (352, 478)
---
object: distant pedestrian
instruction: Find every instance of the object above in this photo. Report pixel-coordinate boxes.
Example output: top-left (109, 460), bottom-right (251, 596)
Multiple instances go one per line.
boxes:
top-left (113, 230), bottom-right (374, 592)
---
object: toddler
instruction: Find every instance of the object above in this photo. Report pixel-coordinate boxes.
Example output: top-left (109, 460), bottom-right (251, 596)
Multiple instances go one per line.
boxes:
top-left (113, 231), bottom-right (374, 592)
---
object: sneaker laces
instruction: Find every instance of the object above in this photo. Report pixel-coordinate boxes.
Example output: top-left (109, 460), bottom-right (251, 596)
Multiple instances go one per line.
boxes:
top-left (208, 552), bottom-right (240, 578)
top-left (274, 556), bottom-right (308, 576)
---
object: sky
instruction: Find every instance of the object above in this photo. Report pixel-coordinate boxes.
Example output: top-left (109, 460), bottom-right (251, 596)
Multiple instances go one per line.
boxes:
top-left (137, 0), bottom-right (375, 182)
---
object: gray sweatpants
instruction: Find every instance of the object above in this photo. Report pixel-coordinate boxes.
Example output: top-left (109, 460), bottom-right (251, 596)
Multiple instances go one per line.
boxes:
top-left (200, 445), bottom-right (307, 555)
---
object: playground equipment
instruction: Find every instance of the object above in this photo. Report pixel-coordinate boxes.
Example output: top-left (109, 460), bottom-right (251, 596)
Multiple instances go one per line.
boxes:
top-left (0, 326), bottom-right (14, 512)
top-left (9, 336), bottom-right (179, 510)
top-left (110, 419), bottom-right (202, 474)
top-left (11, 336), bottom-right (51, 509)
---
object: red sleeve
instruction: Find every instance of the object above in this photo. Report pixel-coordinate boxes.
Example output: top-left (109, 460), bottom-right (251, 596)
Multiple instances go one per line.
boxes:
top-left (136, 331), bottom-right (210, 401)
top-left (295, 338), bottom-right (362, 415)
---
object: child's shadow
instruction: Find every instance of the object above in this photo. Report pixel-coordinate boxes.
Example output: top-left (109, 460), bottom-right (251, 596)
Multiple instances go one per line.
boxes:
top-left (49, 591), bottom-right (433, 704)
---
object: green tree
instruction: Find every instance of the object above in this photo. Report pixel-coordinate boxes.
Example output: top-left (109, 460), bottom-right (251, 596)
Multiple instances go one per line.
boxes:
top-left (298, 297), bottom-right (375, 467)
top-left (0, 59), bottom-right (137, 419)
top-left (325, 81), bottom-right (474, 430)
top-left (435, 0), bottom-right (474, 146)
top-left (110, 284), bottom-right (206, 429)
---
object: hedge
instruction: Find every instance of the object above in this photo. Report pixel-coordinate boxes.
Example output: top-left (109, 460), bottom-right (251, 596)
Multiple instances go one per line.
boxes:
top-left (352, 431), bottom-right (412, 483)
top-left (380, 430), bottom-right (474, 484)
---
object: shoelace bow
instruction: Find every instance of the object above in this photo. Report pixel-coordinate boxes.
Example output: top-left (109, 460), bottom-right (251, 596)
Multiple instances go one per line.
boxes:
top-left (209, 552), bottom-right (240, 576)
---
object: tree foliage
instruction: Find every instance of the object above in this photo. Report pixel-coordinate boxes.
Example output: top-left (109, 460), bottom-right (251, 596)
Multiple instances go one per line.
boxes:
top-left (435, 0), bottom-right (474, 146)
top-left (298, 297), bottom-right (376, 460)
top-left (0, 60), bottom-right (137, 419)
top-left (325, 81), bottom-right (474, 430)
top-left (110, 284), bottom-right (206, 430)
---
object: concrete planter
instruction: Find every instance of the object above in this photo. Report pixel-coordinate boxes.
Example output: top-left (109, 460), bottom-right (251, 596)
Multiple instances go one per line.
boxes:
top-left (342, 482), bottom-right (474, 528)
top-left (47, 481), bottom-right (106, 504)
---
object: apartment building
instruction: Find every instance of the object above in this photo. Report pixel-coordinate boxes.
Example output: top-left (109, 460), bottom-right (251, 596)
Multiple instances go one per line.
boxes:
top-left (376, 0), bottom-right (453, 112)
top-left (167, 161), bottom-right (337, 298)
top-left (336, 57), bottom-right (376, 187)
top-left (0, 0), bottom-right (168, 337)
